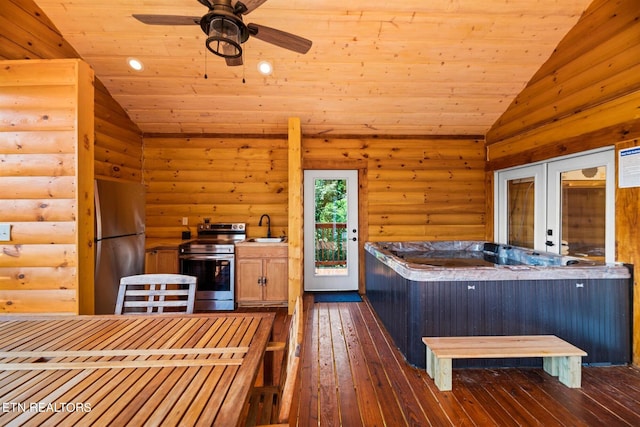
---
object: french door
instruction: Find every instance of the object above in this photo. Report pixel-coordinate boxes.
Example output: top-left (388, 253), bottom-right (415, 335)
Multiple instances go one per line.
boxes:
top-left (303, 170), bottom-right (359, 291)
top-left (495, 164), bottom-right (547, 250)
top-left (495, 149), bottom-right (615, 262)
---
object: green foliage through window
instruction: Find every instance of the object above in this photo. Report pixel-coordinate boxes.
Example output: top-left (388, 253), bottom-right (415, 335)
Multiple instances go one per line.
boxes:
top-left (314, 179), bottom-right (348, 267)
top-left (315, 179), bottom-right (347, 223)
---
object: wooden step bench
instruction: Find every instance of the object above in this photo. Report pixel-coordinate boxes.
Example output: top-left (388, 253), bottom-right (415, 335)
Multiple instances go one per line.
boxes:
top-left (422, 335), bottom-right (587, 391)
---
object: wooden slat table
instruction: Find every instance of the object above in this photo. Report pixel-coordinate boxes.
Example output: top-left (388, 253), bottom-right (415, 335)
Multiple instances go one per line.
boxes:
top-left (0, 312), bottom-right (275, 426)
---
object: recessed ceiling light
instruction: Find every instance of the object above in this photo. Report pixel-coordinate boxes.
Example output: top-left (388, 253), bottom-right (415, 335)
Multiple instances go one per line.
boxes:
top-left (127, 57), bottom-right (144, 71)
top-left (257, 60), bottom-right (273, 76)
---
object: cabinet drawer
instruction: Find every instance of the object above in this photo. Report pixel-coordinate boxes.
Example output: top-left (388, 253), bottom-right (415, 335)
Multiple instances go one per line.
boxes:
top-left (236, 245), bottom-right (287, 258)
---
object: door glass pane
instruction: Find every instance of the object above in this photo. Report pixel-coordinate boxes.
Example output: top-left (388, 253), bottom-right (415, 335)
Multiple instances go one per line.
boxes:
top-left (314, 178), bottom-right (348, 276)
top-left (507, 177), bottom-right (535, 248)
top-left (560, 167), bottom-right (606, 260)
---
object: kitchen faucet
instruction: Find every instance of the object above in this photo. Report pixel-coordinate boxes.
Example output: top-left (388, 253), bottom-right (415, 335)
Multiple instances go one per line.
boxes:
top-left (258, 214), bottom-right (271, 238)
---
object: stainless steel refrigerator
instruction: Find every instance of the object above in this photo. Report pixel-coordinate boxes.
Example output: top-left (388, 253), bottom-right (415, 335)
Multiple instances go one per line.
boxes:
top-left (94, 179), bottom-right (146, 314)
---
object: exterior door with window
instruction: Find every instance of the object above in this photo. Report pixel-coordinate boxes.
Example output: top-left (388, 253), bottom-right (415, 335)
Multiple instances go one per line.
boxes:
top-left (303, 170), bottom-right (359, 291)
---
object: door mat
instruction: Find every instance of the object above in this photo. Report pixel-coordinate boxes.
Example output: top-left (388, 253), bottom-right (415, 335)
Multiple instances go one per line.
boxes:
top-left (313, 292), bottom-right (362, 303)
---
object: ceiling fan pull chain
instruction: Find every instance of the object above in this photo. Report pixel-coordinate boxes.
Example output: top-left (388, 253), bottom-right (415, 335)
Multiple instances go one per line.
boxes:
top-left (204, 49), bottom-right (208, 79)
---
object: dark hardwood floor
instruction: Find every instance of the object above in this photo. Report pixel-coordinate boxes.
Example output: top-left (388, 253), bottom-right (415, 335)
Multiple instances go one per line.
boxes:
top-left (289, 295), bottom-right (640, 426)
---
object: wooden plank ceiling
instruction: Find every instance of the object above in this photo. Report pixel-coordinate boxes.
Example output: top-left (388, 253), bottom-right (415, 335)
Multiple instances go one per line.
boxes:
top-left (34, 0), bottom-right (591, 136)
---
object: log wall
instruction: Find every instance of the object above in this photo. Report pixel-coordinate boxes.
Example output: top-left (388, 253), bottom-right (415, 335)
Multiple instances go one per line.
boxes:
top-left (485, 0), bottom-right (640, 364)
top-left (143, 136), bottom-right (290, 239)
top-left (94, 80), bottom-right (142, 181)
top-left (0, 59), bottom-right (94, 314)
top-left (144, 135), bottom-right (487, 243)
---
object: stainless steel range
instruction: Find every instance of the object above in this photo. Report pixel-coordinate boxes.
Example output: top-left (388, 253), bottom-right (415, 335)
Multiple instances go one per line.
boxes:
top-left (179, 222), bottom-right (246, 311)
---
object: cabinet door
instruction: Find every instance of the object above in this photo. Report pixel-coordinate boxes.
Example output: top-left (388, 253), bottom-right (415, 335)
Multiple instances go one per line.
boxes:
top-left (236, 259), bottom-right (264, 302)
top-left (263, 258), bottom-right (288, 302)
top-left (157, 250), bottom-right (179, 274)
top-left (145, 251), bottom-right (158, 274)
top-left (146, 249), bottom-right (179, 274)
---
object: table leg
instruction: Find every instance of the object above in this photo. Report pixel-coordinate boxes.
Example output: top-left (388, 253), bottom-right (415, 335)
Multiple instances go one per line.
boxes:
top-left (543, 356), bottom-right (560, 377)
top-left (433, 357), bottom-right (452, 392)
top-left (558, 356), bottom-right (582, 388)
top-left (425, 346), bottom-right (434, 378)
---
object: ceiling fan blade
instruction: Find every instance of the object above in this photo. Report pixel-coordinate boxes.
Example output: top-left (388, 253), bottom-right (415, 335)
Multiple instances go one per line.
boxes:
top-left (237, 0), bottom-right (269, 15)
top-left (132, 14), bottom-right (200, 25)
top-left (247, 23), bottom-right (312, 54)
top-left (225, 56), bottom-right (244, 66)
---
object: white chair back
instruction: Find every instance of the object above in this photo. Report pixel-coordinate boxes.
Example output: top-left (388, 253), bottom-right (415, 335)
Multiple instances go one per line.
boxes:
top-left (115, 274), bottom-right (197, 314)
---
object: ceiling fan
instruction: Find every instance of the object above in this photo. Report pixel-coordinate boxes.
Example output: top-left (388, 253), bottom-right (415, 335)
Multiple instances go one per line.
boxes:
top-left (133, 0), bottom-right (312, 66)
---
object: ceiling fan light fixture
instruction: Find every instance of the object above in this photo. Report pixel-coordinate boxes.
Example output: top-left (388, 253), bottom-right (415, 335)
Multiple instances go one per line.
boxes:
top-left (206, 16), bottom-right (244, 58)
top-left (132, 0), bottom-right (313, 68)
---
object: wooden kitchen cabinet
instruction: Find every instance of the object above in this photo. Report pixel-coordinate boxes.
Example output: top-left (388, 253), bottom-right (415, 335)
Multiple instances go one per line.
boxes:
top-left (236, 244), bottom-right (288, 306)
top-left (145, 248), bottom-right (179, 274)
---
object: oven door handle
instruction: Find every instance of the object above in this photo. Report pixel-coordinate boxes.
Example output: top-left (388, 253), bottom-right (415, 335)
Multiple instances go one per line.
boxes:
top-left (179, 254), bottom-right (234, 261)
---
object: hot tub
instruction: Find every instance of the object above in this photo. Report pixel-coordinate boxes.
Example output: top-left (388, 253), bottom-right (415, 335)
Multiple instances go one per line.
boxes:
top-left (365, 241), bottom-right (632, 369)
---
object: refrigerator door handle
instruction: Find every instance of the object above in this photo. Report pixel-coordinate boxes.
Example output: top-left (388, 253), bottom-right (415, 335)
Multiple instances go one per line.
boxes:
top-left (95, 239), bottom-right (102, 283)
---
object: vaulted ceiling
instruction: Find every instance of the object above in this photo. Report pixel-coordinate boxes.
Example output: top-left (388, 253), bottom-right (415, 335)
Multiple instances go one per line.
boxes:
top-left (34, 0), bottom-right (592, 136)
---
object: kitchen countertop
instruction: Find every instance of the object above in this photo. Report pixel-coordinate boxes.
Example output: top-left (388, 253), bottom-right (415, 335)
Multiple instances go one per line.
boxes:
top-left (145, 238), bottom-right (184, 250)
top-left (145, 238), bottom-right (288, 250)
top-left (235, 239), bottom-right (288, 247)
